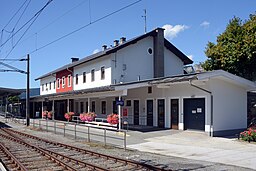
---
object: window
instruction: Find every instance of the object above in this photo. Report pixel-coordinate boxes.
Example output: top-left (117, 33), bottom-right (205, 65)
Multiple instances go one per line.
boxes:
top-left (42, 84), bottom-right (44, 91)
top-left (148, 86), bottom-right (152, 94)
top-left (91, 69), bottom-right (95, 82)
top-left (53, 81), bottom-right (56, 89)
top-left (101, 66), bottom-right (105, 80)
top-left (91, 101), bottom-right (95, 112)
top-left (83, 72), bottom-right (86, 83)
top-left (126, 100), bottom-right (131, 106)
top-left (46, 83), bottom-right (48, 90)
top-left (62, 76), bottom-right (65, 88)
top-left (68, 75), bottom-right (71, 87)
top-left (75, 74), bottom-right (78, 85)
top-left (101, 101), bottom-right (106, 114)
top-left (57, 78), bottom-right (60, 89)
top-left (49, 82), bottom-right (51, 90)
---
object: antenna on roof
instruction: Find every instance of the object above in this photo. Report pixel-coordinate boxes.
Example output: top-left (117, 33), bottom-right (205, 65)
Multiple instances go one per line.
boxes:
top-left (142, 9), bottom-right (147, 33)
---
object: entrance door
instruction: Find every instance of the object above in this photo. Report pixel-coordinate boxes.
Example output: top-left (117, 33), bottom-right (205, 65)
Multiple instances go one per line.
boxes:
top-left (171, 99), bottom-right (179, 129)
top-left (184, 98), bottom-right (205, 130)
top-left (158, 99), bottom-right (165, 128)
top-left (133, 100), bottom-right (139, 125)
top-left (147, 100), bottom-right (153, 126)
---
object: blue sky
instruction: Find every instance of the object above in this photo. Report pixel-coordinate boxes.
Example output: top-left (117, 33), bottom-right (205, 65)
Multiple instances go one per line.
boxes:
top-left (0, 0), bottom-right (255, 88)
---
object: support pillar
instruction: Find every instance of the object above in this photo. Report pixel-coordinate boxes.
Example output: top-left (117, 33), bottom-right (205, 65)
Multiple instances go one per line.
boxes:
top-left (41, 101), bottom-right (43, 119)
top-left (87, 97), bottom-right (90, 112)
top-left (67, 99), bottom-right (70, 112)
top-left (118, 95), bottom-right (121, 130)
top-left (52, 100), bottom-right (55, 120)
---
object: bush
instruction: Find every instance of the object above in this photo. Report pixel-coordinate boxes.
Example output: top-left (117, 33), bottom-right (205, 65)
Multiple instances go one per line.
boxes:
top-left (240, 127), bottom-right (256, 142)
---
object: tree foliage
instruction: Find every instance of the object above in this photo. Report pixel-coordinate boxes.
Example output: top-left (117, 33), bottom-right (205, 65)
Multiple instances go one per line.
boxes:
top-left (202, 14), bottom-right (256, 80)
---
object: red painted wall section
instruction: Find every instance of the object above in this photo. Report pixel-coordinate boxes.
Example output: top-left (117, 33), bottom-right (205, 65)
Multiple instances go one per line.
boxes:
top-left (56, 69), bottom-right (73, 93)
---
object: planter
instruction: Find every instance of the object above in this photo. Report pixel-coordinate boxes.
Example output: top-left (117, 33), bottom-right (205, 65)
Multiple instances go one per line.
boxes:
top-left (80, 112), bottom-right (97, 122)
top-left (107, 113), bottom-right (119, 125)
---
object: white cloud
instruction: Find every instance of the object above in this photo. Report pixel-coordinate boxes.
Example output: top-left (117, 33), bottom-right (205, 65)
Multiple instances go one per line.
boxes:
top-left (92, 49), bottom-right (100, 54)
top-left (162, 24), bottom-right (189, 40)
top-left (187, 55), bottom-right (193, 60)
top-left (200, 21), bottom-right (210, 28)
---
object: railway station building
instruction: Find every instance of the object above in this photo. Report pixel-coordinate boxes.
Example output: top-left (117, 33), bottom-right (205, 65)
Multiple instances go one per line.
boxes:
top-left (33, 28), bottom-right (256, 136)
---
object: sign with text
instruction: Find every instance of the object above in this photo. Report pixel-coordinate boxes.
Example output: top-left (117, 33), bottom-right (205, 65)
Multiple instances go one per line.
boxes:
top-left (116, 100), bottom-right (124, 106)
top-left (123, 108), bottom-right (128, 116)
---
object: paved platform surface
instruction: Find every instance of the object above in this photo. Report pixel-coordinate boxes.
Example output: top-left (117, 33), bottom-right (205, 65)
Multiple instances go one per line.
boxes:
top-left (1, 117), bottom-right (255, 170)
top-left (126, 130), bottom-right (256, 170)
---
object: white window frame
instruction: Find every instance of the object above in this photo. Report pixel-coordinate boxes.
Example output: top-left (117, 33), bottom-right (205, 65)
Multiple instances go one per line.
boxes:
top-left (46, 83), bottom-right (48, 91)
top-left (68, 74), bottom-right (71, 87)
top-left (53, 80), bottom-right (56, 89)
top-left (91, 69), bottom-right (95, 82)
top-left (75, 74), bottom-right (79, 85)
top-left (57, 78), bottom-right (60, 89)
top-left (101, 66), bottom-right (105, 80)
top-left (49, 82), bottom-right (51, 90)
top-left (42, 84), bottom-right (44, 91)
top-left (83, 72), bottom-right (86, 83)
top-left (62, 76), bottom-right (65, 88)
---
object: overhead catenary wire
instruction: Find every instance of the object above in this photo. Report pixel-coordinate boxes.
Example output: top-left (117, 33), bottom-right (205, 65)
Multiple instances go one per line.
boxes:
top-left (20, 0), bottom-right (88, 46)
top-left (29, 0), bottom-right (142, 55)
top-left (0, 0), bottom-right (53, 49)
top-left (2, 0), bottom-right (30, 31)
top-left (0, 0), bottom-right (142, 68)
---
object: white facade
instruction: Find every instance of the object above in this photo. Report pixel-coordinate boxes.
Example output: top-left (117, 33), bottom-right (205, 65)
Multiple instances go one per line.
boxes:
top-left (111, 37), bottom-right (154, 83)
top-left (40, 76), bottom-right (56, 95)
top-left (73, 55), bottom-right (112, 90)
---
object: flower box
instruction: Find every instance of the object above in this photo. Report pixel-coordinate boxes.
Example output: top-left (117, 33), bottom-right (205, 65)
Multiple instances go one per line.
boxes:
top-left (107, 113), bottom-right (119, 125)
top-left (64, 112), bottom-right (74, 121)
top-left (80, 112), bottom-right (97, 122)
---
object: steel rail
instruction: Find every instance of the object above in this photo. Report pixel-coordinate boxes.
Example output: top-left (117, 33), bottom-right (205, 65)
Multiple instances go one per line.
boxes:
top-left (4, 128), bottom-right (165, 170)
top-left (0, 129), bottom-right (109, 171)
top-left (0, 132), bottom-right (78, 171)
top-left (0, 143), bottom-right (28, 171)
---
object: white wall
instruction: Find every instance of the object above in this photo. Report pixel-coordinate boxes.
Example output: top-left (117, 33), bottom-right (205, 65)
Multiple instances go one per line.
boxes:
top-left (73, 55), bottom-right (112, 90)
top-left (164, 47), bottom-right (184, 76)
top-left (210, 78), bottom-right (247, 131)
top-left (40, 76), bottom-right (56, 95)
top-left (111, 37), bottom-right (154, 84)
top-left (126, 83), bottom-right (210, 128)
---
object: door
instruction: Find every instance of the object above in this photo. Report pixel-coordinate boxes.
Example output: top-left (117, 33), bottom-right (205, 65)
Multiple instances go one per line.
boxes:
top-left (171, 99), bottom-right (179, 129)
top-left (184, 98), bottom-right (205, 130)
top-left (133, 100), bottom-right (139, 125)
top-left (158, 99), bottom-right (165, 128)
top-left (147, 100), bottom-right (153, 126)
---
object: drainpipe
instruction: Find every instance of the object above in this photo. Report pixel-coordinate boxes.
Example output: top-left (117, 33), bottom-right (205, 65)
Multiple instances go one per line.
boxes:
top-left (189, 80), bottom-right (214, 137)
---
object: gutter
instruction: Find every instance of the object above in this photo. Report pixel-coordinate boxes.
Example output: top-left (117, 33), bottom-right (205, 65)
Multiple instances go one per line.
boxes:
top-left (189, 80), bottom-right (214, 137)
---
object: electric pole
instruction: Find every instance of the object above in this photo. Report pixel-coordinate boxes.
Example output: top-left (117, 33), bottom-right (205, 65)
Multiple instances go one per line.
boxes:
top-left (26, 54), bottom-right (30, 126)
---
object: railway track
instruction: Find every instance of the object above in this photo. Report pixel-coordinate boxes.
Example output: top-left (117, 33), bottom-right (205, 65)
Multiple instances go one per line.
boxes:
top-left (0, 128), bottom-right (167, 170)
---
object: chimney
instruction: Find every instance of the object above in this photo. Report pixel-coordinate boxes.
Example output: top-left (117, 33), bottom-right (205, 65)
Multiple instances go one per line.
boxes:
top-left (153, 28), bottom-right (165, 78)
top-left (71, 57), bottom-right (79, 63)
top-left (102, 45), bottom-right (107, 51)
top-left (113, 40), bottom-right (119, 47)
top-left (120, 37), bottom-right (126, 44)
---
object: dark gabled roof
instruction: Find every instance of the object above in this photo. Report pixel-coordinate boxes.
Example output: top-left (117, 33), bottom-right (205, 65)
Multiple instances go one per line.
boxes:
top-left (35, 27), bottom-right (193, 80)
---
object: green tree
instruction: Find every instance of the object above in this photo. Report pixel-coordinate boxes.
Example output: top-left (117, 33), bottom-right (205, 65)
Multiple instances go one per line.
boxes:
top-left (202, 14), bottom-right (256, 81)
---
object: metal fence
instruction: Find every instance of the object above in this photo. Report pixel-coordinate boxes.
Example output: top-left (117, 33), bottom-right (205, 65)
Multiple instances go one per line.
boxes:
top-left (1, 114), bottom-right (127, 150)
